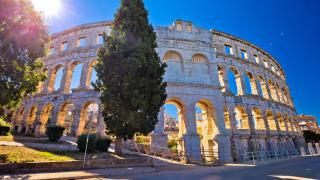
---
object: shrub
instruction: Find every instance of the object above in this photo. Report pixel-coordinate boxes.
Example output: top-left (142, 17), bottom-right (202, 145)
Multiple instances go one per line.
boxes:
top-left (0, 118), bottom-right (11, 135)
top-left (46, 125), bottom-right (65, 141)
top-left (96, 137), bottom-right (112, 152)
top-left (168, 140), bottom-right (178, 152)
top-left (77, 134), bottom-right (96, 153)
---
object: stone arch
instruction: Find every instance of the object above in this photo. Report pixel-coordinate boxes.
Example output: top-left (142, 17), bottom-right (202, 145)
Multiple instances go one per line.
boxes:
top-left (268, 79), bottom-right (279, 101)
top-left (277, 113), bottom-right (286, 131)
top-left (48, 64), bottom-right (64, 92)
top-left (275, 84), bottom-right (283, 103)
top-left (76, 101), bottom-right (100, 136)
top-left (228, 67), bottom-right (243, 95)
top-left (56, 101), bottom-right (75, 135)
top-left (266, 110), bottom-right (277, 131)
top-left (163, 50), bottom-right (185, 82)
top-left (66, 61), bottom-right (83, 93)
top-left (86, 60), bottom-right (97, 89)
top-left (246, 72), bottom-right (258, 95)
top-left (192, 53), bottom-right (208, 64)
top-left (257, 75), bottom-right (269, 99)
top-left (283, 114), bottom-right (292, 132)
top-left (195, 99), bottom-right (219, 162)
top-left (163, 50), bottom-right (183, 62)
top-left (39, 103), bottom-right (54, 135)
top-left (26, 105), bottom-right (38, 129)
top-left (234, 106), bottom-right (249, 129)
top-left (164, 97), bottom-right (187, 152)
top-left (252, 108), bottom-right (265, 130)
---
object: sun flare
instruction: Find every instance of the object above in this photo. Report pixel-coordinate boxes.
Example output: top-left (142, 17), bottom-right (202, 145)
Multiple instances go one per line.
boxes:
top-left (31, 0), bottom-right (62, 16)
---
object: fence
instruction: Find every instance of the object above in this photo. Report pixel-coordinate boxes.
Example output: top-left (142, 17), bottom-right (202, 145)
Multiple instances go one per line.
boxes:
top-left (122, 141), bottom-right (219, 165)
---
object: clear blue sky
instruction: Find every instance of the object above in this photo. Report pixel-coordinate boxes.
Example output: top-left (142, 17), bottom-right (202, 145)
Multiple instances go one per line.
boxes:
top-left (48, 0), bottom-right (320, 123)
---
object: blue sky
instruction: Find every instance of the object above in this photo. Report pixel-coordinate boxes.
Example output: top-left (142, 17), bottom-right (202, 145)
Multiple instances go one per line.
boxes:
top-left (48, 0), bottom-right (320, 123)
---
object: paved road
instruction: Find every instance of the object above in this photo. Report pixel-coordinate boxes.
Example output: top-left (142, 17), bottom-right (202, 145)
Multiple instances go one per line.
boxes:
top-left (119, 156), bottom-right (320, 180)
top-left (2, 157), bottom-right (319, 180)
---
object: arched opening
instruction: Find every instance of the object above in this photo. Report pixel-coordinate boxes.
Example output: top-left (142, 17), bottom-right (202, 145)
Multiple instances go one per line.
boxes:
top-left (284, 114), bottom-right (292, 132)
top-left (275, 84), bottom-right (283, 103)
top-left (277, 113), bottom-right (286, 131)
top-left (69, 62), bottom-right (83, 92)
top-left (163, 51), bottom-right (184, 82)
top-left (252, 108), bottom-right (265, 130)
top-left (195, 100), bottom-right (219, 162)
top-left (268, 80), bottom-right (278, 101)
top-left (224, 107), bottom-right (231, 129)
top-left (163, 51), bottom-right (183, 63)
top-left (192, 53), bottom-right (208, 64)
top-left (77, 102), bottom-right (99, 136)
top-left (164, 99), bottom-right (186, 152)
top-left (228, 67), bottom-right (242, 95)
top-left (48, 65), bottom-right (64, 92)
top-left (248, 72), bottom-right (259, 95)
top-left (26, 105), bottom-right (37, 134)
top-left (257, 76), bottom-right (269, 99)
top-left (56, 102), bottom-right (75, 136)
top-left (234, 106), bottom-right (249, 129)
top-left (39, 103), bottom-right (54, 135)
top-left (244, 73), bottom-right (252, 95)
top-left (266, 110), bottom-right (277, 131)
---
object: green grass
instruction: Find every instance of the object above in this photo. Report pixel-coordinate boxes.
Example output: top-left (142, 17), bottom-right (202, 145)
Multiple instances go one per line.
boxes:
top-left (0, 146), bottom-right (114, 163)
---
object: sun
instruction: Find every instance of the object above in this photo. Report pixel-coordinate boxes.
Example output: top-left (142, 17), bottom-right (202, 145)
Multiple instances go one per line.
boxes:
top-left (31, 0), bottom-right (62, 16)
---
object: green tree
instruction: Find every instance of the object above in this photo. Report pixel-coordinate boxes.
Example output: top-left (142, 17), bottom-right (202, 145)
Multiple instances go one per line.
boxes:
top-left (0, 0), bottom-right (48, 118)
top-left (94, 0), bottom-right (167, 155)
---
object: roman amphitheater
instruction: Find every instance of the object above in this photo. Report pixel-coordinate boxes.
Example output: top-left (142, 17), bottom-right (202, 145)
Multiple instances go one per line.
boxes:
top-left (10, 20), bottom-right (304, 163)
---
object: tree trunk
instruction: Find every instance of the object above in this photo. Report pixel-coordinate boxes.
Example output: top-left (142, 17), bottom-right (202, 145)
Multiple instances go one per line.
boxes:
top-left (115, 136), bottom-right (123, 156)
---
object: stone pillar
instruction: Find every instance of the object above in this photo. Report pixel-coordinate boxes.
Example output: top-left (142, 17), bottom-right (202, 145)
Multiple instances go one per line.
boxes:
top-left (79, 62), bottom-right (90, 89)
top-left (216, 134), bottom-right (233, 163)
top-left (183, 102), bottom-right (201, 162)
top-left (44, 68), bottom-right (53, 94)
top-left (239, 73), bottom-right (247, 96)
top-left (33, 111), bottom-right (42, 137)
top-left (71, 108), bottom-right (82, 136)
top-left (96, 110), bottom-right (106, 138)
top-left (59, 64), bottom-right (71, 93)
top-left (151, 107), bottom-right (168, 147)
top-left (222, 66), bottom-right (230, 93)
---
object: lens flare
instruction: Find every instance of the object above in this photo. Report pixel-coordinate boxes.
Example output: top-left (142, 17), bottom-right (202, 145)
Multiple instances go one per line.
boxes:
top-left (31, 0), bottom-right (62, 16)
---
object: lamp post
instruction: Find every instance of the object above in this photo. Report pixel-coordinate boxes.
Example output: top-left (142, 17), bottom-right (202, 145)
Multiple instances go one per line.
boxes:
top-left (83, 111), bottom-right (94, 168)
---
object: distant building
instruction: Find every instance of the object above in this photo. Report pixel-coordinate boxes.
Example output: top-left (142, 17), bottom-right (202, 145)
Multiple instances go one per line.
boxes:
top-left (164, 113), bottom-right (178, 131)
top-left (295, 115), bottom-right (319, 132)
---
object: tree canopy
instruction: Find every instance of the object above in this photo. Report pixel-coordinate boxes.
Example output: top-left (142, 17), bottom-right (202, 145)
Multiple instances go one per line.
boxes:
top-left (94, 0), bottom-right (167, 154)
top-left (0, 0), bottom-right (48, 117)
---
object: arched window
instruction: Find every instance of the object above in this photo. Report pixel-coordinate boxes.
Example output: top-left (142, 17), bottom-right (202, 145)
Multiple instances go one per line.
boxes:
top-left (228, 68), bottom-right (238, 95)
top-left (244, 73), bottom-right (252, 95)
top-left (53, 67), bottom-right (64, 91)
top-left (70, 63), bottom-right (83, 91)
top-left (163, 51), bottom-right (182, 62)
top-left (192, 53), bottom-right (208, 63)
top-left (268, 80), bottom-right (278, 101)
top-left (234, 106), bottom-right (249, 129)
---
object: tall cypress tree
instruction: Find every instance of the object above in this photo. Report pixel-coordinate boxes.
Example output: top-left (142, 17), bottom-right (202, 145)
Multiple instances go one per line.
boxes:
top-left (94, 0), bottom-right (167, 155)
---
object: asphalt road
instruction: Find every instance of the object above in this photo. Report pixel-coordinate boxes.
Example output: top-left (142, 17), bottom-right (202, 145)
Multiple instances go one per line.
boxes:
top-left (118, 157), bottom-right (320, 180)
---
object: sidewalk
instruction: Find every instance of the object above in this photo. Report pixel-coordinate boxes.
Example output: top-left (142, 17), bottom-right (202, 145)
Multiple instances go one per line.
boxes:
top-left (0, 166), bottom-right (157, 180)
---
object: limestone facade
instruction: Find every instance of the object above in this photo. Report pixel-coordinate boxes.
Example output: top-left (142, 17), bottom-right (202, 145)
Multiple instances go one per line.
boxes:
top-left (11, 20), bottom-right (303, 163)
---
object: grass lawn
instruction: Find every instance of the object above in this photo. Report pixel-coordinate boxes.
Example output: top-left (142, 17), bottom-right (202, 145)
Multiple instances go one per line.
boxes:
top-left (0, 146), bottom-right (114, 163)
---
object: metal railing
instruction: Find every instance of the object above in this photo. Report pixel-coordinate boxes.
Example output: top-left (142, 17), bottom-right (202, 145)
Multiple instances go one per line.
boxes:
top-left (243, 148), bottom-right (301, 165)
top-left (122, 141), bottom-right (219, 165)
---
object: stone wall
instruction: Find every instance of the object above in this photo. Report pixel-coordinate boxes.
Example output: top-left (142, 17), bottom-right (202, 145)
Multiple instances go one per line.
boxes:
top-left (11, 20), bottom-right (303, 163)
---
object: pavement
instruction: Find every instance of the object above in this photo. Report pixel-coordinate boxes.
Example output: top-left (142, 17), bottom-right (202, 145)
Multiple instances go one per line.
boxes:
top-left (1, 156), bottom-right (320, 180)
